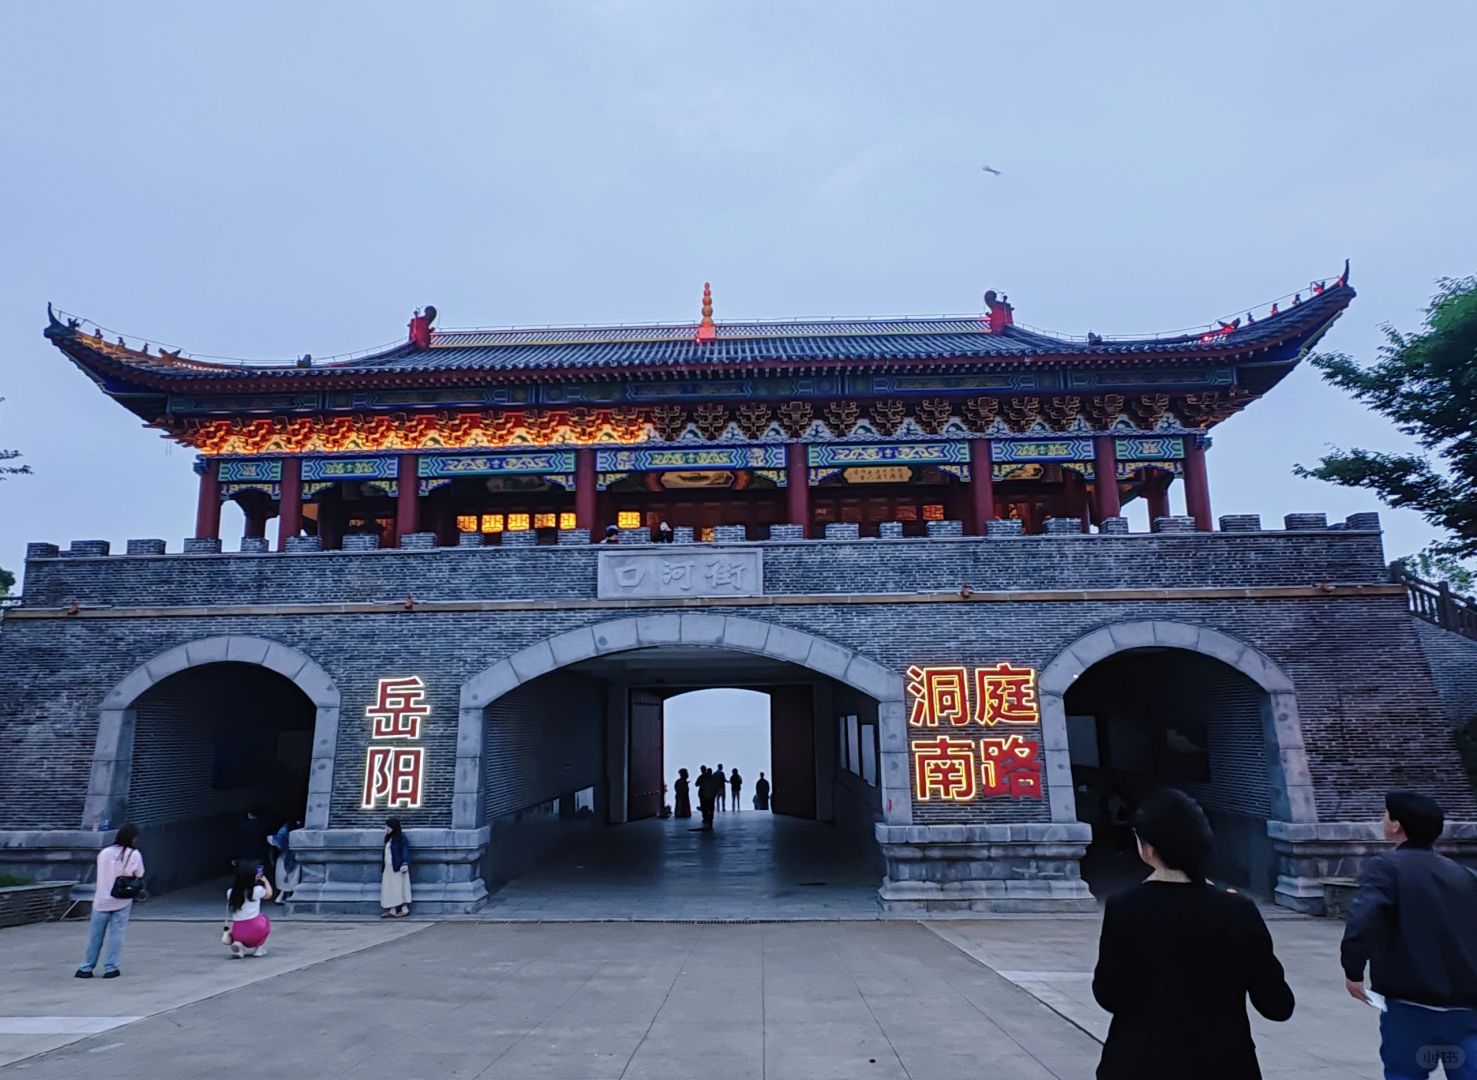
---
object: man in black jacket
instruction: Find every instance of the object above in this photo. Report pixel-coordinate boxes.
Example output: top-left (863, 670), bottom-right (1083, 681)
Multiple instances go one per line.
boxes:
top-left (1341, 791), bottom-right (1477, 1079)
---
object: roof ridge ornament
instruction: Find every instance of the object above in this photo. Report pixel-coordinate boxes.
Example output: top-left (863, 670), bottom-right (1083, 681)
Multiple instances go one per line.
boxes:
top-left (408, 305), bottom-right (437, 349)
top-left (696, 282), bottom-right (716, 342)
top-left (983, 290), bottom-right (1014, 333)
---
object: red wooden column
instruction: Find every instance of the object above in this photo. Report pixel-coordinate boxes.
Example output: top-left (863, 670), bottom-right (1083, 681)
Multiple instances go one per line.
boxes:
top-left (968, 439), bottom-right (995, 534)
top-left (575, 448), bottom-right (597, 532)
top-left (785, 443), bottom-right (810, 537)
top-left (277, 458), bottom-right (303, 551)
top-left (1093, 435), bottom-right (1121, 523)
top-left (193, 458), bottom-right (221, 540)
top-left (1145, 471), bottom-right (1172, 523)
top-left (395, 454), bottom-right (420, 542)
top-left (1182, 437), bottom-right (1213, 531)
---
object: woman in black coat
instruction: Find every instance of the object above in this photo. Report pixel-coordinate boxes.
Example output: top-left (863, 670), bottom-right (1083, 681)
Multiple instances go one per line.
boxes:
top-left (1092, 789), bottom-right (1294, 1080)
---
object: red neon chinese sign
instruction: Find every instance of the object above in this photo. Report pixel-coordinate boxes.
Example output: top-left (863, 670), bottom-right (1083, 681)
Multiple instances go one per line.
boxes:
top-left (906, 665), bottom-right (970, 727)
top-left (907, 663), bottom-right (1043, 801)
top-left (980, 734), bottom-right (1042, 798)
top-left (912, 736), bottom-right (979, 802)
top-left (361, 676), bottom-right (429, 809)
top-left (974, 663), bottom-right (1039, 726)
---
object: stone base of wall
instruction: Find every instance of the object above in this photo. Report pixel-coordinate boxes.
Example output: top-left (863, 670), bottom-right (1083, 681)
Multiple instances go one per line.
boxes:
top-left (1269, 821), bottom-right (1477, 914)
top-left (0, 831), bottom-right (108, 898)
top-left (286, 828), bottom-right (490, 915)
top-left (876, 823), bottom-right (1096, 913)
top-left (0, 882), bottom-right (78, 927)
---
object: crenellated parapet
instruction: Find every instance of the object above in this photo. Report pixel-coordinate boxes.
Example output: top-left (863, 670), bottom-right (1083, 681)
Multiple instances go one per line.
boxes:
top-left (10, 511), bottom-right (1396, 614)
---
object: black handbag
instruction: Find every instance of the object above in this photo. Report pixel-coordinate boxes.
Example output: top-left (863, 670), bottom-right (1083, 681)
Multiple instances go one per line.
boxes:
top-left (109, 850), bottom-right (143, 899)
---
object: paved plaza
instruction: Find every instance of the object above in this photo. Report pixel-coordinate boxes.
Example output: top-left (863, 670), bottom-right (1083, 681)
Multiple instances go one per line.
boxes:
top-left (1, 905), bottom-right (1387, 1078)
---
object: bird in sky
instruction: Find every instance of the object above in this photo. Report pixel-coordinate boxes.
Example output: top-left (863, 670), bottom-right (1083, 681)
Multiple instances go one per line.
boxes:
top-left (981, 165), bottom-right (1002, 176)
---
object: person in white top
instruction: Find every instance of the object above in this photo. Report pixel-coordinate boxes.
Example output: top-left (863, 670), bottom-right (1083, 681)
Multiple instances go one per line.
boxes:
top-left (75, 824), bottom-right (145, 979)
top-left (224, 864), bottom-right (274, 958)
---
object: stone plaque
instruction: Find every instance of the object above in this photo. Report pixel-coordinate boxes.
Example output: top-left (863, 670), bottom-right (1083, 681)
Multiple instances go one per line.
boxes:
top-left (597, 548), bottom-right (764, 600)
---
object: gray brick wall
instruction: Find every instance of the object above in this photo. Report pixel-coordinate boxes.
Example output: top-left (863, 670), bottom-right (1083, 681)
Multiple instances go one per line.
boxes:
top-left (484, 673), bottom-right (604, 821)
top-left (1413, 618), bottom-right (1477, 729)
top-left (2, 527), bottom-right (1473, 841)
top-left (16, 529), bottom-right (1391, 610)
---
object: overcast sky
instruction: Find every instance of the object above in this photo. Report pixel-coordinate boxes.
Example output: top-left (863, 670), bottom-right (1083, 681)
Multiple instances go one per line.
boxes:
top-left (2, 1), bottom-right (1474, 578)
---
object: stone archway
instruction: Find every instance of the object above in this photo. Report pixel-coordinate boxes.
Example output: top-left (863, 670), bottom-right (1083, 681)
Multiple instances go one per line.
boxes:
top-left (1035, 620), bottom-right (1317, 826)
top-left (84, 636), bottom-right (342, 832)
top-left (454, 612), bottom-right (911, 831)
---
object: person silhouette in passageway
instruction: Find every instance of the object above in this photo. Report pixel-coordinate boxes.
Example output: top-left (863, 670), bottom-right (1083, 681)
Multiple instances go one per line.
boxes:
top-left (696, 766), bottom-right (718, 830)
top-left (754, 772), bottom-right (770, 811)
top-left (714, 763), bottom-right (727, 812)
top-left (673, 769), bottom-right (691, 819)
top-left (729, 768), bottom-right (742, 812)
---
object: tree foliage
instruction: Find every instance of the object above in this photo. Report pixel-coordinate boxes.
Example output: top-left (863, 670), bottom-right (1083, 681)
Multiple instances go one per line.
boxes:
top-left (1297, 277), bottom-right (1477, 558)
top-left (0, 396), bottom-right (28, 481)
top-left (1390, 550), bottom-right (1476, 594)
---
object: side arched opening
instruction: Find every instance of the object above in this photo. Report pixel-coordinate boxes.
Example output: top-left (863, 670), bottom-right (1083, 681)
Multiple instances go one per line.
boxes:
top-left (1045, 625), bottom-right (1312, 897)
top-left (86, 638), bottom-right (341, 895)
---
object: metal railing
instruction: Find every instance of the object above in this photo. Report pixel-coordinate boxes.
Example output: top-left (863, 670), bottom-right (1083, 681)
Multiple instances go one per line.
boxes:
top-left (1396, 569), bottom-right (1477, 641)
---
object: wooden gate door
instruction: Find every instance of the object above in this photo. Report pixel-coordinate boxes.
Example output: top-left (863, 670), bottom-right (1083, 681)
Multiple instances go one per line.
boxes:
top-left (627, 689), bottom-right (665, 821)
top-left (768, 685), bottom-right (816, 819)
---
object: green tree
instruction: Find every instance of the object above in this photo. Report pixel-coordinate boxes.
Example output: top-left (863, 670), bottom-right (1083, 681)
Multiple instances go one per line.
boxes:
top-left (1297, 276), bottom-right (1477, 558)
top-left (1390, 549), bottom-right (1476, 594)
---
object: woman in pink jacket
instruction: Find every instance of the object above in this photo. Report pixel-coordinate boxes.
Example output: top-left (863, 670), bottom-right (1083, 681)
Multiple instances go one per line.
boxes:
top-left (75, 824), bottom-right (144, 979)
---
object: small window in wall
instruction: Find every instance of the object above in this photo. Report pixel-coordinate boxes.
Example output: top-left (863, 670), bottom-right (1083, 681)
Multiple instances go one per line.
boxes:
top-left (923, 503), bottom-right (945, 521)
top-left (456, 514), bottom-right (478, 533)
top-left (617, 510), bottom-right (642, 529)
top-left (559, 512), bottom-right (577, 531)
top-left (533, 513), bottom-right (557, 530)
top-left (837, 716), bottom-right (850, 771)
top-left (846, 715), bottom-right (861, 774)
top-left (860, 723), bottom-right (878, 786)
top-left (507, 513), bottom-right (531, 532)
top-left (699, 526), bottom-right (715, 542)
top-left (481, 514), bottom-right (505, 534)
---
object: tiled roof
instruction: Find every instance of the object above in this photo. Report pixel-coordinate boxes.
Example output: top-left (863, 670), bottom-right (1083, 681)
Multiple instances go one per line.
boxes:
top-left (45, 284), bottom-right (1353, 384)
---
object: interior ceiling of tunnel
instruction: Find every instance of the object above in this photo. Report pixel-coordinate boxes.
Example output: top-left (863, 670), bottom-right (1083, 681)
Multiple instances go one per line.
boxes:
top-left (566, 645), bottom-right (824, 687)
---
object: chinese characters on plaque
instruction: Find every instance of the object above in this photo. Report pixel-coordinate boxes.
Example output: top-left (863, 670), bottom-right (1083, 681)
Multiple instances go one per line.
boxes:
top-left (597, 548), bottom-right (763, 600)
top-left (361, 675), bottom-right (428, 809)
top-left (907, 663), bottom-right (1043, 802)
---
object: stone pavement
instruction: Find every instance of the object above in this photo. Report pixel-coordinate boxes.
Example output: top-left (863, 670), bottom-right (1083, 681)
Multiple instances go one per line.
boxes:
top-left (0, 918), bottom-right (425, 1068)
top-left (1, 920), bottom-right (1100, 1079)
top-left (932, 916), bottom-right (1385, 1080)
top-left (478, 812), bottom-right (885, 920)
top-left (132, 813), bottom-right (886, 922)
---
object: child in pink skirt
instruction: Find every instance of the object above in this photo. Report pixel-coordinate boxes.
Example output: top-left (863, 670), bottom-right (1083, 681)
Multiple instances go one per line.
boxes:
top-left (225, 864), bottom-right (274, 958)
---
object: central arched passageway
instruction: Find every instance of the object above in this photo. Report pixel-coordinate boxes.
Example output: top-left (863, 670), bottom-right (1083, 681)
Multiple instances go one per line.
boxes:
top-left (459, 615), bottom-right (904, 917)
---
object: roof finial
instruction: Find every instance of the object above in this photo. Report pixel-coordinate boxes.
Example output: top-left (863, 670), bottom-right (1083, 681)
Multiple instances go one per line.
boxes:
top-left (696, 282), bottom-right (716, 342)
top-left (983, 289), bottom-right (1014, 332)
